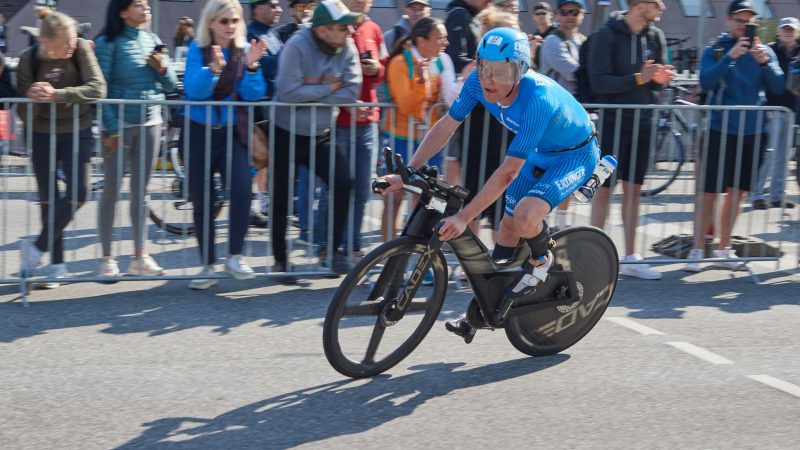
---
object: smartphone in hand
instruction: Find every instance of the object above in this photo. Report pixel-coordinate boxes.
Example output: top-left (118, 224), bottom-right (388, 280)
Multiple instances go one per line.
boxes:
top-left (153, 44), bottom-right (167, 54)
top-left (360, 50), bottom-right (373, 61)
top-left (744, 23), bottom-right (758, 47)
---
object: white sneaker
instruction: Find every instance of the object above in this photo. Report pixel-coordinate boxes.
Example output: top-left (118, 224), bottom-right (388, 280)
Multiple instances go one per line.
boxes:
top-left (20, 240), bottom-right (42, 275)
top-left (99, 257), bottom-right (121, 278)
top-left (39, 263), bottom-right (69, 289)
top-left (505, 251), bottom-right (554, 298)
top-left (128, 255), bottom-right (165, 276)
top-left (684, 248), bottom-right (704, 273)
top-left (189, 267), bottom-right (218, 290)
top-left (711, 247), bottom-right (746, 271)
top-left (619, 254), bottom-right (663, 280)
top-left (225, 255), bottom-right (255, 280)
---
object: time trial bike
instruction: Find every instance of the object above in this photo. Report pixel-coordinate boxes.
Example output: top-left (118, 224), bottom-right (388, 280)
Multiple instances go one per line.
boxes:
top-left (323, 149), bottom-right (619, 378)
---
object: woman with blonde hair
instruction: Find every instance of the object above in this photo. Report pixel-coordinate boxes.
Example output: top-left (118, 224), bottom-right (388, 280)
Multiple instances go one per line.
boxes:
top-left (182, 0), bottom-right (266, 289)
top-left (17, 11), bottom-right (106, 287)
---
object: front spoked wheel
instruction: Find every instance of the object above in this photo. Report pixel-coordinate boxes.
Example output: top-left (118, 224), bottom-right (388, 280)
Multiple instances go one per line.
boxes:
top-left (505, 226), bottom-right (618, 356)
top-left (323, 237), bottom-right (448, 378)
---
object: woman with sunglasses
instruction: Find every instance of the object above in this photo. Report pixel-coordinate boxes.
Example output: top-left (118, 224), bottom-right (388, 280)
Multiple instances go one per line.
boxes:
top-left (378, 27), bottom-right (601, 341)
top-left (182, 0), bottom-right (267, 290)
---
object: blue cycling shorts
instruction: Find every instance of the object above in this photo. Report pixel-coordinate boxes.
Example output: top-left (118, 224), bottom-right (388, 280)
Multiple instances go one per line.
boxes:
top-left (504, 140), bottom-right (600, 216)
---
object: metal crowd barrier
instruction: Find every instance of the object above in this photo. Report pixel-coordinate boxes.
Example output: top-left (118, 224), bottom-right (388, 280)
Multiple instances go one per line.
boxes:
top-left (0, 98), bottom-right (798, 307)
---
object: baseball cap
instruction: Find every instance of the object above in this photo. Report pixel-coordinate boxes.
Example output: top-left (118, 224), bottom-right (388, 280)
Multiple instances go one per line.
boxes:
top-left (557, 0), bottom-right (585, 9)
top-left (778, 17), bottom-right (800, 30)
top-left (311, 0), bottom-right (361, 27)
top-left (250, 0), bottom-right (280, 6)
top-left (289, 0), bottom-right (313, 6)
top-left (533, 2), bottom-right (552, 11)
top-left (406, 0), bottom-right (431, 6)
top-left (728, 0), bottom-right (757, 15)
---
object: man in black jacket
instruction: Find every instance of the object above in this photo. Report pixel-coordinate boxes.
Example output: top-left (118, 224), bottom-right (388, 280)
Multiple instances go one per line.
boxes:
top-left (752, 16), bottom-right (799, 210)
top-left (587, 0), bottom-right (675, 280)
top-left (444, 0), bottom-right (490, 74)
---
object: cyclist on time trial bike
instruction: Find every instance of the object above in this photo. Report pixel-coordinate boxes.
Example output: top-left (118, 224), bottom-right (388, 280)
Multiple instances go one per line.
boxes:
top-left (378, 27), bottom-right (601, 340)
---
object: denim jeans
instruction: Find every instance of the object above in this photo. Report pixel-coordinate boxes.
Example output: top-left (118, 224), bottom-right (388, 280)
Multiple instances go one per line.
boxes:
top-left (753, 113), bottom-right (793, 202)
top-left (314, 123), bottom-right (377, 251)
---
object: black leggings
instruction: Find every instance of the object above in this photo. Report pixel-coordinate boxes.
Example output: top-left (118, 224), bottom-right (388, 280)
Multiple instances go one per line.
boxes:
top-left (31, 130), bottom-right (91, 265)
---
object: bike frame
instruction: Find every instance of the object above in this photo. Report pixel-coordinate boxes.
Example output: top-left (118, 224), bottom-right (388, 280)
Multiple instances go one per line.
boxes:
top-left (388, 184), bottom-right (583, 329)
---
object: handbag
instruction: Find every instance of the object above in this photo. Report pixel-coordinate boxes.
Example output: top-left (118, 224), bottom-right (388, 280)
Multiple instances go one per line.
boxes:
top-left (235, 106), bottom-right (269, 170)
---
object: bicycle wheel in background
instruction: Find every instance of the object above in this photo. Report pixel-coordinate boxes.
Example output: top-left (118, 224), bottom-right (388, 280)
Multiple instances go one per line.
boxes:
top-left (148, 144), bottom-right (223, 235)
top-left (641, 128), bottom-right (686, 197)
top-left (505, 226), bottom-right (618, 357)
top-left (323, 237), bottom-right (448, 378)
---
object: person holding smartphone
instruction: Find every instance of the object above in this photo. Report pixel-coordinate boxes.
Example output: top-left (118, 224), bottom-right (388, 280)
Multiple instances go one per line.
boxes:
top-left (94, 0), bottom-right (178, 279)
top-left (685, 0), bottom-right (785, 273)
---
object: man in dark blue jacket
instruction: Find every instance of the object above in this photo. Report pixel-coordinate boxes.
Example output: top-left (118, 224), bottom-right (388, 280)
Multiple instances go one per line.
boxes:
top-left (587, 0), bottom-right (675, 280)
top-left (247, 0), bottom-right (284, 227)
top-left (685, 0), bottom-right (785, 273)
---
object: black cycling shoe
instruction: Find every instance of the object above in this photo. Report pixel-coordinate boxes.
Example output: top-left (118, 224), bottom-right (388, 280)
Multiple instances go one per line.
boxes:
top-left (445, 316), bottom-right (477, 344)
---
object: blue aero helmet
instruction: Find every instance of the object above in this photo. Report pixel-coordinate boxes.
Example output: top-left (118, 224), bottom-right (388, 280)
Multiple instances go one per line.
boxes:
top-left (476, 27), bottom-right (531, 83)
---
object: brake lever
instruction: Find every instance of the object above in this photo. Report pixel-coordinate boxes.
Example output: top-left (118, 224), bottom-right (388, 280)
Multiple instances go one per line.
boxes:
top-left (371, 177), bottom-right (390, 193)
top-left (383, 147), bottom-right (395, 173)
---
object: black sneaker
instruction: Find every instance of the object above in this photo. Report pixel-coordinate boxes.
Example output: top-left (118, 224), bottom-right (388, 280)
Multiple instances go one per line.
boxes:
top-left (272, 261), bottom-right (297, 284)
top-left (250, 209), bottom-right (268, 228)
top-left (505, 251), bottom-right (553, 299)
top-left (752, 199), bottom-right (769, 210)
top-left (445, 316), bottom-right (477, 344)
top-left (319, 250), bottom-right (352, 277)
top-left (770, 199), bottom-right (796, 209)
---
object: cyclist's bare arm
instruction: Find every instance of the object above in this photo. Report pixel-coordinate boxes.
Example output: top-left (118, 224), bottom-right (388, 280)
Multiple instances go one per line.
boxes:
top-left (439, 155), bottom-right (524, 241)
top-left (378, 115), bottom-right (461, 195)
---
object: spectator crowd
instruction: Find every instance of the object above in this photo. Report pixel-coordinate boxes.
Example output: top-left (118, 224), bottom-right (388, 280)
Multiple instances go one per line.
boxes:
top-left (2, 0), bottom-right (799, 289)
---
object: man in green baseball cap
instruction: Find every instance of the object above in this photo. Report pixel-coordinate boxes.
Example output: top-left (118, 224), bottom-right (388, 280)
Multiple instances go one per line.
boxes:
top-left (312, 0), bottom-right (361, 28)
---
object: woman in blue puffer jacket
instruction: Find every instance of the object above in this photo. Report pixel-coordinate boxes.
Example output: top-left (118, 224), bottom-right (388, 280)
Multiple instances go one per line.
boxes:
top-left (94, 0), bottom-right (178, 279)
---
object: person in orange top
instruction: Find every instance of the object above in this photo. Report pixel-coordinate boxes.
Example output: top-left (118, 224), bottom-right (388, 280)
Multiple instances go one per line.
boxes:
top-left (381, 16), bottom-right (454, 240)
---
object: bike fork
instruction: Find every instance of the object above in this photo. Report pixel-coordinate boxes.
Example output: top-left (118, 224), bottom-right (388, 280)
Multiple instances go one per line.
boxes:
top-left (384, 233), bottom-right (444, 323)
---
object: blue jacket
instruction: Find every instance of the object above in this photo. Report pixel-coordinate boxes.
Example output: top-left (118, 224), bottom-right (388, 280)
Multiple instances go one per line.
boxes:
top-left (700, 33), bottom-right (785, 135)
top-left (182, 41), bottom-right (267, 126)
top-left (95, 27), bottom-right (178, 133)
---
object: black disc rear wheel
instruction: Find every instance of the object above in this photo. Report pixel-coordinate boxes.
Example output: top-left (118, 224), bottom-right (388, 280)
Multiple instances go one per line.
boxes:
top-left (323, 237), bottom-right (448, 378)
top-left (505, 226), bottom-right (618, 356)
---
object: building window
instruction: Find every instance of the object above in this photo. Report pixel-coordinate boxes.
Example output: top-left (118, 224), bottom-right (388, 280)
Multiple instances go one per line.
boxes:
top-left (677, 0), bottom-right (715, 17)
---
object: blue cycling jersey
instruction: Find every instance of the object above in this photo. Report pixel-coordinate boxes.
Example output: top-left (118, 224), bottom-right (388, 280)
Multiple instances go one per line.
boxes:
top-left (448, 71), bottom-right (594, 159)
top-left (448, 71), bottom-right (599, 212)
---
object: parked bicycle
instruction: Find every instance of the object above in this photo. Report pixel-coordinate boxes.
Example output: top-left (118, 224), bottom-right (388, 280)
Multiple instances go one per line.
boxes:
top-left (641, 83), bottom-right (700, 197)
top-left (323, 149), bottom-right (619, 378)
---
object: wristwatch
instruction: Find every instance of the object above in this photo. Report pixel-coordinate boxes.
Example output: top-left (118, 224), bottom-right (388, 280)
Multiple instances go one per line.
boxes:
top-left (247, 61), bottom-right (261, 73)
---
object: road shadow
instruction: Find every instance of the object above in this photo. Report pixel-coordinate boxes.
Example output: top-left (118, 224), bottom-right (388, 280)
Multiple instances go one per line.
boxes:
top-left (0, 275), bottom-right (472, 344)
top-left (0, 279), bottom-right (339, 343)
top-left (614, 267), bottom-right (799, 319)
top-left (114, 355), bottom-right (569, 450)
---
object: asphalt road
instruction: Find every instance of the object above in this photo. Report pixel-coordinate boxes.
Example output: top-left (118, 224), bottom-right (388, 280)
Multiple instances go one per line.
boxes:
top-left (1, 260), bottom-right (799, 450)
